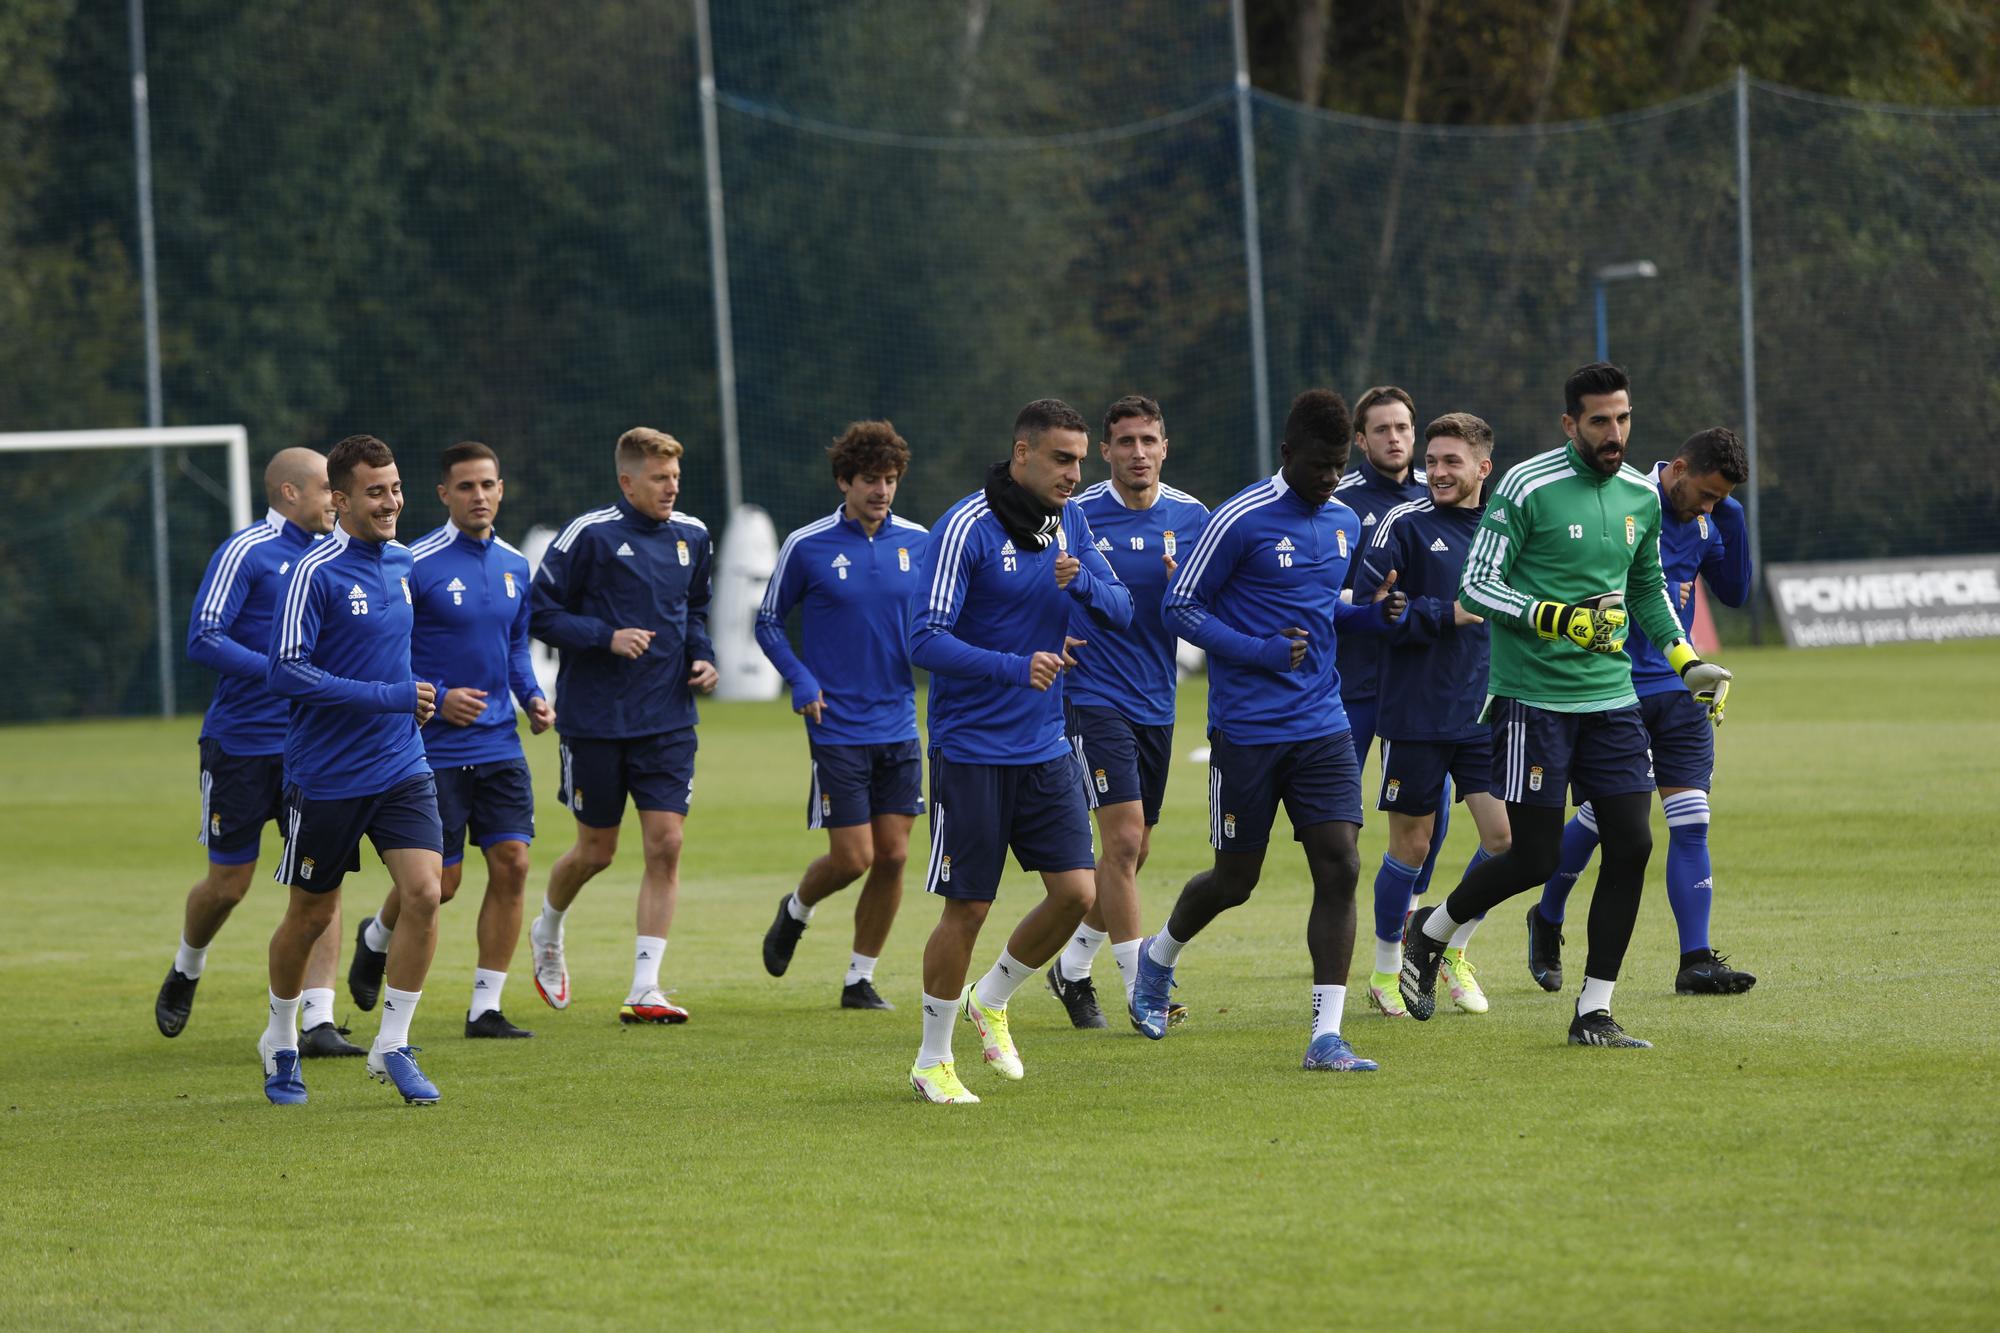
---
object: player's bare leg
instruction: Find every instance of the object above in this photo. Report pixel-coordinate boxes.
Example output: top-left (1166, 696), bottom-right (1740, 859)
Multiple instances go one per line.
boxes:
top-left (957, 868), bottom-right (1094, 1081)
top-left (526, 820), bottom-right (619, 1010)
top-left (1052, 803), bottom-right (1151, 1027)
top-left (620, 809), bottom-right (690, 1023)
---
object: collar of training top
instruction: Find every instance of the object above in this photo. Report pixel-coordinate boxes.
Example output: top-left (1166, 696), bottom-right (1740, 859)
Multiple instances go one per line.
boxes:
top-left (983, 460), bottom-right (1063, 551)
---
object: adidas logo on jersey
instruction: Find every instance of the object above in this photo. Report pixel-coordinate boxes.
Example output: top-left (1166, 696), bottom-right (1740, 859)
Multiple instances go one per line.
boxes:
top-left (447, 577), bottom-right (466, 591)
top-left (1490, 505), bottom-right (1507, 523)
top-left (1362, 512), bottom-right (1377, 525)
top-left (832, 553), bottom-right (851, 580)
top-left (1000, 540), bottom-right (1017, 556)
top-left (1430, 537), bottom-right (1449, 552)
top-left (616, 542), bottom-right (635, 557)
top-left (1095, 537), bottom-right (1112, 551)
top-left (1275, 537), bottom-right (1295, 552)
top-left (347, 583), bottom-right (366, 601)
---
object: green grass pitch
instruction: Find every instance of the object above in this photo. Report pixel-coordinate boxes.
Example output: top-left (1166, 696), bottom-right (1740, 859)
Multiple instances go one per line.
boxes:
top-left (1, 640), bottom-right (1996, 1327)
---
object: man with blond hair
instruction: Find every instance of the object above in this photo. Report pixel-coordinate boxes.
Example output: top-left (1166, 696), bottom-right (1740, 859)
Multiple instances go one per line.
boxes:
top-left (528, 428), bottom-right (717, 1025)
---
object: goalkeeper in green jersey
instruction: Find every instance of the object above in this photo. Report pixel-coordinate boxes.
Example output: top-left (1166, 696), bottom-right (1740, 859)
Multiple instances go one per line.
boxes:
top-left (1398, 363), bottom-right (1732, 1049)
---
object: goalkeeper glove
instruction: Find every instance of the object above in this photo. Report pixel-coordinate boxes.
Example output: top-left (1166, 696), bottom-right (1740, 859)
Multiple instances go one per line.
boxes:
top-left (1668, 641), bottom-right (1733, 725)
top-left (1531, 599), bottom-right (1628, 653)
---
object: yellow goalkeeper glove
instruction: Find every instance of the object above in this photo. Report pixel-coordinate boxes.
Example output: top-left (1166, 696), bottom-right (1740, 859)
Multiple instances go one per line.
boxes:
top-left (1668, 640), bottom-right (1733, 725)
top-left (1531, 599), bottom-right (1628, 653)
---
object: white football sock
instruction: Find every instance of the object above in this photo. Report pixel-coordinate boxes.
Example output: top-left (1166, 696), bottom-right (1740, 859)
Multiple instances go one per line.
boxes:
top-left (630, 935), bottom-right (667, 998)
top-left (263, 991), bottom-right (300, 1052)
top-left (1422, 904), bottom-right (1460, 944)
top-left (973, 948), bottom-right (1034, 1011)
top-left (363, 916), bottom-right (392, 953)
top-left (917, 991), bottom-right (957, 1067)
top-left (1311, 984), bottom-right (1346, 1039)
top-left (1577, 976), bottom-right (1616, 1016)
top-left (786, 891), bottom-right (813, 923)
top-left (1373, 937), bottom-right (1402, 975)
top-left (174, 935), bottom-right (208, 979)
top-left (1059, 924), bottom-right (1106, 982)
top-left (376, 986), bottom-right (420, 1051)
top-left (1448, 916), bottom-right (1482, 950)
top-left (845, 953), bottom-right (877, 987)
top-left (1111, 938), bottom-right (1143, 999)
top-left (469, 968), bottom-right (506, 1018)
top-left (1147, 926), bottom-right (1187, 967)
top-left (300, 987), bottom-right (335, 1031)
top-left (537, 900), bottom-right (567, 937)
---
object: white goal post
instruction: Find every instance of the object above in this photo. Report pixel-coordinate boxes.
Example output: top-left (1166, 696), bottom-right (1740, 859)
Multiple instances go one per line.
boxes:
top-left (0, 425), bottom-right (253, 716)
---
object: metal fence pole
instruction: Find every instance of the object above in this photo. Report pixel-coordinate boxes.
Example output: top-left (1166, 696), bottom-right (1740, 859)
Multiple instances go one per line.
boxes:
top-left (1231, 0), bottom-right (1273, 478)
top-left (1735, 66), bottom-right (1765, 644)
top-left (694, 0), bottom-right (743, 519)
top-left (130, 0), bottom-right (172, 716)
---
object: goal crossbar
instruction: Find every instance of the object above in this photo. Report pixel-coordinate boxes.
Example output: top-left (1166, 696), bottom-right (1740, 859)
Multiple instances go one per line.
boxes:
top-left (0, 425), bottom-right (253, 530)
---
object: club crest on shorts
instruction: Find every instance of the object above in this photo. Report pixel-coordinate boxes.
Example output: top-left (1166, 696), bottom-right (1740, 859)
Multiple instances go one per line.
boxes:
top-left (1528, 766), bottom-right (1544, 792)
top-left (820, 793), bottom-right (832, 817)
top-left (940, 855), bottom-right (952, 882)
top-left (1624, 515), bottom-right (1637, 546)
top-left (898, 547), bottom-right (910, 572)
top-left (211, 812), bottom-right (222, 836)
top-left (676, 539), bottom-right (690, 566)
top-left (571, 790), bottom-right (584, 811)
top-left (1385, 779), bottom-right (1400, 802)
top-left (1094, 768), bottom-right (1109, 793)
top-left (300, 857), bottom-right (315, 880)
top-left (1163, 530), bottom-right (1177, 558)
top-left (1223, 813), bottom-right (1236, 839)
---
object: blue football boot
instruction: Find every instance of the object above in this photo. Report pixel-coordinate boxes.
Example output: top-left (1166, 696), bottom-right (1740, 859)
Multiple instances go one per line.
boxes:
top-left (1302, 1031), bottom-right (1379, 1072)
top-left (260, 1034), bottom-right (307, 1105)
top-left (366, 1045), bottom-right (440, 1105)
top-left (1128, 936), bottom-right (1177, 1041)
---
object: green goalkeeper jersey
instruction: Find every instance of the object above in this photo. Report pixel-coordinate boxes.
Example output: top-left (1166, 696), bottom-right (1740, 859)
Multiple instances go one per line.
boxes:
top-left (1458, 440), bottom-right (1686, 713)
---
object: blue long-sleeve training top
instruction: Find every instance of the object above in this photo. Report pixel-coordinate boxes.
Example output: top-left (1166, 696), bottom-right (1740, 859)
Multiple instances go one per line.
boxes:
top-left (267, 526), bottom-right (428, 800)
top-left (187, 508), bottom-right (321, 756)
top-left (407, 522), bottom-right (544, 766)
top-left (1333, 457), bottom-right (1428, 708)
top-left (1627, 461), bottom-right (1753, 698)
top-left (910, 490), bottom-right (1132, 765)
top-left (1165, 472), bottom-right (1389, 746)
top-left (530, 496), bottom-right (714, 740)
top-left (1064, 480), bottom-right (1210, 728)
top-left (1358, 498), bottom-right (1490, 743)
top-left (755, 506), bottom-right (930, 746)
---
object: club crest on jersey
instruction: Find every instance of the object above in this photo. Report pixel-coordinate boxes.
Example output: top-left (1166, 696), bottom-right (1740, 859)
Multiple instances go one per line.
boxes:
top-left (1624, 515), bottom-right (1637, 546)
top-left (1385, 779), bottom-right (1400, 802)
top-left (1163, 530), bottom-right (1177, 558)
top-left (504, 571), bottom-right (517, 598)
top-left (1055, 525), bottom-right (1068, 553)
top-left (1337, 529), bottom-right (1349, 558)
top-left (1697, 515), bottom-right (1710, 539)
top-left (676, 540), bottom-right (690, 566)
top-left (1223, 813), bottom-right (1237, 839)
top-left (832, 553), bottom-right (851, 581)
top-left (448, 576), bottom-right (466, 605)
top-left (1094, 768), bottom-right (1109, 794)
top-left (1528, 766), bottom-right (1544, 792)
top-left (401, 576), bottom-right (412, 603)
top-left (898, 547), bottom-right (910, 572)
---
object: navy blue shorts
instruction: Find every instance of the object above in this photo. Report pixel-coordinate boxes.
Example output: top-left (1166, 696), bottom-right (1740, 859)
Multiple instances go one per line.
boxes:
top-left (275, 772), bottom-right (443, 894)
top-left (1065, 703), bottom-right (1174, 826)
top-left (1638, 689), bottom-right (1714, 791)
top-left (808, 739), bottom-right (924, 829)
top-left (924, 750), bottom-right (1095, 902)
top-left (1487, 698), bottom-right (1654, 808)
top-left (1208, 730), bottom-right (1364, 852)
top-left (558, 729), bottom-right (697, 827)
top-left (198, 737), bottom-right (286, 865)
top-left (1377, 734), bottom-right (1492, 817)
top-left (433, 758), bottom-right (537, 865)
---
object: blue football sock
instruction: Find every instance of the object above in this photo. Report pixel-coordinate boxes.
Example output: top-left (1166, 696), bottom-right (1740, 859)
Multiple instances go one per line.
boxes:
top-left (1372, 853), bottom-right (1423, 944)
top-left (1537, 801), bottom-right (1601, 925)
top-left (1662, 790), bottom-right (1713, 954)
top-left (1412, 776), bottom-right (1452, 896)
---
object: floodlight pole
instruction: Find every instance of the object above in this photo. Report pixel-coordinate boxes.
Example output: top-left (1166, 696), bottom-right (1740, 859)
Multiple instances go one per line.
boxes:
top-left (1230, 0), bottom-right (1273, 478)
top-left (129, 0), bottom-right (173, 717)
top-left (1591, 260), bottom-right (1658, 364)
top-left (694, 0), bottom-right (743, 520)
top-left (1735, 66), bottom-right (1765, 645)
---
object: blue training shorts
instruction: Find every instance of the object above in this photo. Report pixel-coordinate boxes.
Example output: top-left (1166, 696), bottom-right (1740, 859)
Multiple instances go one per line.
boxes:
top-left (808, 739), bottom-right (924, 829)
top-left (1638, 689), bottom-right (1714, 791)
top-left (274, 772), bottom-right (443, 894)
top-left (1377, 733), bottom-right (1492, 817)
top-left (433, 758), bottom-right (536, 865)
top-left (1065, 702), bottom-right (1174, 827)
top-left (198, 737), bottom-right (286, 865)
top-left (558, 729), bottom-right (697, 827)
top-left (1487, 698), bottom-right (1654, 808)
top-left (1207, 730), bottom-right (1364, 852)
top-left (924, 749), bottom-right (1095, 902)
